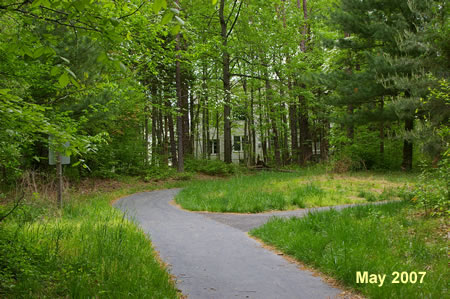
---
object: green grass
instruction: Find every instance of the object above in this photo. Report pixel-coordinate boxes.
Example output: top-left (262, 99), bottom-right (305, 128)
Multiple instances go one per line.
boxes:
top-left (175, 171), bottom-right (413, 213)
top-left (250, 201), bottom-right (448, 298)
top-left (0, 178), bottom-right (190, 298)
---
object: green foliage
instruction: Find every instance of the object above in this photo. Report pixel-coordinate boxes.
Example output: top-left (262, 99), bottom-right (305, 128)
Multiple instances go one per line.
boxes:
top-left (251, 201), bottom-right (448, 298)
top-left (184, 158), bottom-right (239, 176)
top-left (358, 188), bottom-right (397, 202)
top-left (357, 190), bottom-right (378, 202)
top-left (325, 0), bottom-right (448, 171)
top-left (412, 78), bottom-right (450, 160)
top-left (144, 165), bottom-right (177, 181)
top-left (0, 0), bottom-right (177, 184)
top-left (329, 124), bottom-right (404, 172)
top-left (410, 158), bottom-right (449, 216)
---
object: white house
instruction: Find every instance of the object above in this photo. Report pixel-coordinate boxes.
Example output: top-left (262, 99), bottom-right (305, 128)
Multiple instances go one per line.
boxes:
top-left (193, 120), bottom-right (265, 164)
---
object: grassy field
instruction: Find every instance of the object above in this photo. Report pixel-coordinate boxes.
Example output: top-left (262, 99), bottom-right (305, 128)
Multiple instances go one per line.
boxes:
top-left (175, 170), bottom-right (415, 213)
top-left (0, 177), bottom-right (190, 298)
top-left (250, 201), bottom-right (448, 298)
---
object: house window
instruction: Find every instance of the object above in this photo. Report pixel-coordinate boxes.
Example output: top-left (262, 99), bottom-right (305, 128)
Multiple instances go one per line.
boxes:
top-left (209, 139), bottom-right (219, 154)
top-left (233, 136), bottom-right (242, 151)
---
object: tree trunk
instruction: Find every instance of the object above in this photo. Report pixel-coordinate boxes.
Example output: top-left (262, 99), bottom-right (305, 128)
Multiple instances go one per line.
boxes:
top-left (258, 87), bottom-right (267, 163)
top-left (163, 113), bottom-right (169, 165)
top-left (289, 101), bottom-right (298, 162)
top-left (298, 88), bottom-right (312, 165)
top-left (219, 0), bottom-right (232, 164)
top-left (299, 0), bottom-right (308, 52)
top-left (266, 77), bottom-right (281, 166)
top-left (166, 100), bottom-right (177, 168)
top-left (216, 110), bottom-right (220, 160)
top-left (344, 32), bottom-right (355, 141)
top-left (181, 77), bottom-right (190, 157)
top-left (347, 104), bottom-right (354, 140)
top-left (189, 85), bottom-right (196, 156)
top-left (296, 0), bottom-right (312, 165)
top-left (280, 92), bottom-right (289, 165)
top-left (401, 118), bottom-right (413, 170)
top-left (144, 104), bottom-right (149, 166)
top-left (320, 119), bottom-right (329, 161)
top-left (242, 78), bottom-right (250, 165)
top-left (206, 105), bottom-right (210, 159)
top-left (202, 65), bottom-right (208, 159)
top-left (157, 91), bottom-right (164, 158)
top-left (151, 86), bottom-right (157, 165)
top-left (379, 98), bottom-right (384, 154)
top-left (250, 86), bottom-right (256, 165)
top-left (175, 17), bottom-right (184, 172)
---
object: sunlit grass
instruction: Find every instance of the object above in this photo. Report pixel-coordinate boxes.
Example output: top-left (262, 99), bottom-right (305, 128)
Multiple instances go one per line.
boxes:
top-left (175, 171), bottom-right (414, 213)
top-left (250, 201), bottom-right (447, 298)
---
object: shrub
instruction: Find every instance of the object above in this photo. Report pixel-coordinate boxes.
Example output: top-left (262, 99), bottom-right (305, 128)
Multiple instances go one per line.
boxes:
top-left (358, 190), bottom-right (378, 202)
top-left (184, 158), bottom-right (238, 176)
top-left (411, 157), bottom-right (449, 216)
top-left (144, 165), bottom-right (177, 181)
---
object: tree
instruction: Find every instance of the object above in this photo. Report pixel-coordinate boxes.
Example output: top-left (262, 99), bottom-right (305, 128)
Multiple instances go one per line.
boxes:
top-left (327, 0), bottom-right (447, 170)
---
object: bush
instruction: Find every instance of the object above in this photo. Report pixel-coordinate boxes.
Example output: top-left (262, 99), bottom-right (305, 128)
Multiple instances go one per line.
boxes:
top-left (358, 190), bottom-right (378, 202)
top-left (328, 125), bottom-right (404, 172)
top-left (144, 165), bottom-right (177, 181)
top-left (411, 157), bottom-right (449, 216)
top-left (184, 158), bottom-right (239, 176)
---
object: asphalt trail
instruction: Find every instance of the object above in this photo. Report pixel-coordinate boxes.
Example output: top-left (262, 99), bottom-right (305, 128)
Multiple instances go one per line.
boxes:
top-left (115, 189), bottom-right (344, 299)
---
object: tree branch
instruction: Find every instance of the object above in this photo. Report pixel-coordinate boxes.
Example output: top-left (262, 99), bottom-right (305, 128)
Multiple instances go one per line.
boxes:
top-left (12, 8), bottom-right (102, 32)
top-left (226, 0), bottom-right (238, 25)
top-left (226, 0), bottom-right (243, 38)
top-left (119, 1), bottom-right (146, 19)
top-left (231, 73), bottom-right (267, 80)
top-left (0, 193), bottom-right (24, 223)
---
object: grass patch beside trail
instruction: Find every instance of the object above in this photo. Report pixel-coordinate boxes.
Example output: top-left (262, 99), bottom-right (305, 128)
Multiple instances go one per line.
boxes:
top-left (0, 177), bottom-right (192, 298)
top-left (250, 201), bottom-right (448, 298)
top-left (175, 171), bottom-right (414, 213)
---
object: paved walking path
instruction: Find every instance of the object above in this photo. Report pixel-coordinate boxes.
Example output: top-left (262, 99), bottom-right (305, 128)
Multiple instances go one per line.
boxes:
top-left (115, 189), bottom-right (345, 299)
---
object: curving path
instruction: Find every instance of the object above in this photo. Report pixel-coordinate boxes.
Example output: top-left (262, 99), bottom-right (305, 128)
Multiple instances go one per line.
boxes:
top-left (115, 189), bottom-right (346, 299)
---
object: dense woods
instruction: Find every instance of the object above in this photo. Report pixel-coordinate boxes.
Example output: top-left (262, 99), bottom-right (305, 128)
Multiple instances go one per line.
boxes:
top-left (0, 0), bottom-right (448, 182)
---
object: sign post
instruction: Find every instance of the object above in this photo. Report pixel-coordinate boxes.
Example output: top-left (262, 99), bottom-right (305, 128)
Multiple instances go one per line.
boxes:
top-left (56, 153), bottom-right (63, 209)
top-left (49, 137), bottom-right (70, 209)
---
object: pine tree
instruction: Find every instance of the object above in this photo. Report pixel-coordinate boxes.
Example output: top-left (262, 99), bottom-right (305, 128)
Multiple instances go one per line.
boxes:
top-left (327, 0), bottom-right (448, 170)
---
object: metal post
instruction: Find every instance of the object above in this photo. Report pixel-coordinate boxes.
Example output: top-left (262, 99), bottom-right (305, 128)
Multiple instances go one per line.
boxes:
top-left (56, 152), bottom-right (63, 209)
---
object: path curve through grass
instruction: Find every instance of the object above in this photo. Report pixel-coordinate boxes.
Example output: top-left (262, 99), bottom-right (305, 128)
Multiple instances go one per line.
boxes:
top-left (114, 188), bottom-right (370, 298)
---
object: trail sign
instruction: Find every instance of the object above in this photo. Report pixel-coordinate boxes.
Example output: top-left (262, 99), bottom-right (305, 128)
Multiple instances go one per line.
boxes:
top-left (49, 141), bottom-right (70, 165)
top-left (48, 136), bottom-right (70, 209)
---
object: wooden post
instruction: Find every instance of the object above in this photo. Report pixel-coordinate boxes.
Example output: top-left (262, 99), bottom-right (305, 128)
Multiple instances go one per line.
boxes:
top-left (56, 152), bottom-right (63, 209)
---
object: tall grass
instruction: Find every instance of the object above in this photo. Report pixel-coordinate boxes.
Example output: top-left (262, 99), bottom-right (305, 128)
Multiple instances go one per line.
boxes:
top-left (175, 171), bottom-right (411, 213)
top-left (0, 180), bottom-right (185, 298)
top-left (251, 201), bottom-right (448, 298)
